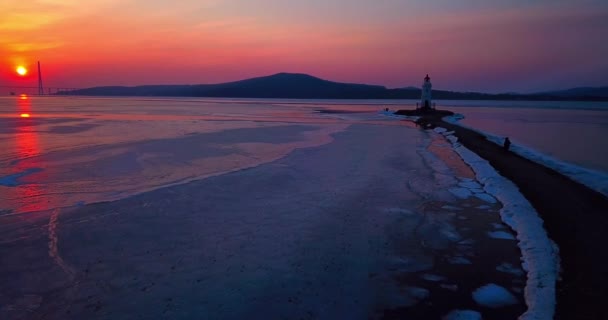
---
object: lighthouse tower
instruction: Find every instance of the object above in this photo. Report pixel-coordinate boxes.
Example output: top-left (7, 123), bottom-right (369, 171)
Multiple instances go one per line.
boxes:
top-left (420, 74), bottom-right (433, 110)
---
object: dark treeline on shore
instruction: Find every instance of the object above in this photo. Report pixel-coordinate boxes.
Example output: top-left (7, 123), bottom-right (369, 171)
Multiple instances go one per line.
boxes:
top-left (59, 73), bottom-right (608, 101)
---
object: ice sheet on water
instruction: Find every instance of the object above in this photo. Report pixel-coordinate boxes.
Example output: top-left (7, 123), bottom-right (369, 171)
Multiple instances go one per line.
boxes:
top-left (488, 231), bottom-right (516, 240)
top-left (472, 283), bottom-right (518, 308)
top-left (442, 309), bottom-right (482, 320)
top-left (413, 140), bottom-right (459, 201)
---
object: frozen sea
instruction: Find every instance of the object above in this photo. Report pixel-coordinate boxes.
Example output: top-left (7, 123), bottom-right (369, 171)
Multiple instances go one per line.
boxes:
top-left (0, 96), bottom-right (592, 319)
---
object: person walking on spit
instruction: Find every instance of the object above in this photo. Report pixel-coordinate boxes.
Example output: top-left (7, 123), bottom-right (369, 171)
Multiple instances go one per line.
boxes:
top-left (503, 137), bottom-right (511, 151)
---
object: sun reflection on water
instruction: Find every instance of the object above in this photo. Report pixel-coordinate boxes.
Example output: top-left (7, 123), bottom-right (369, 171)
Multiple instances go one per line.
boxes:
top-left (13, 95), bottom-right (47, 213)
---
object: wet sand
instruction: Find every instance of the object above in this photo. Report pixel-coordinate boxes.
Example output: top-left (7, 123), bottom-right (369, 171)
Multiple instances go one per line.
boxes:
top-left (419, 115), bottom-right (608, 320)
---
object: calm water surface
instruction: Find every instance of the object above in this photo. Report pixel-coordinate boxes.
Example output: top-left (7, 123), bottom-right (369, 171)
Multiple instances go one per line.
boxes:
top-left (1, 96), bottom-right (607, 215)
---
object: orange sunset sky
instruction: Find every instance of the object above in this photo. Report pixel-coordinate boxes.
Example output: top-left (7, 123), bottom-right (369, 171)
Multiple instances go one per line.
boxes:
top-left (1, 0), bottom-right (607, 92)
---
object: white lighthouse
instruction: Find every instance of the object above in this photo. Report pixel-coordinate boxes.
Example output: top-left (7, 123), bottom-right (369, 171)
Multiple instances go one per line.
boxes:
top-left (420, 74), bottom-right (433, 110)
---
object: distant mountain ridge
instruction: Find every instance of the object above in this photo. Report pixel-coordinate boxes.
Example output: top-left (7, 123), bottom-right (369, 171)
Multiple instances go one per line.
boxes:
top-left (537, 87), bottom-right (608, 98)
top-left (60, 73), bottom-right (608, 101)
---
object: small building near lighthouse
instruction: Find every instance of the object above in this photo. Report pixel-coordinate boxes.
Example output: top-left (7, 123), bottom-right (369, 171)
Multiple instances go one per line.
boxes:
top-left (420, 74), bottom-right (433, 110)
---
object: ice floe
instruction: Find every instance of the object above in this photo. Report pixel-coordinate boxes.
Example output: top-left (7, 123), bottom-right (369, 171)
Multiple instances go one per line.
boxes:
top-left (472, 283), bottom-right (518, 308)
top-left (406, 286), bottom-right (430, 300)
top-left (380, 110), bottom-right (420, 122)
top-left (488, 231), bottom-right (516, 240)
top-left (446, 135), bottom-right (459, 144)
top-left (458, 239), bottom-right (475, 245)
top-left (442, 309), bottom-right (482, 320)
top-left (383, 285), bottom-right (429, 309)
top-left (440, 284), bottom-right (459, 291)
top-left (421, 273), bottom-right (446, 282)
top-left (491, 222), bottom-right (505, 229)
top-left (497, 262), bottom-right (525, 276)
top-left (440, 226), bottom-right (463, 242)
top-left (447, 256), bottom-right (472, 265)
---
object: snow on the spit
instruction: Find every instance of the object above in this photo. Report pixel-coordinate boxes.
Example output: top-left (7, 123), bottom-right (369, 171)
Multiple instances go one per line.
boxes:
top-left (472, 283), bottom-right (518, 308)
top-left (444, 114), bottom-right (608, 197)
top-left (380, 110), bottom-right (420, 121)
top-left (438, 127), bottom-right (559, 320)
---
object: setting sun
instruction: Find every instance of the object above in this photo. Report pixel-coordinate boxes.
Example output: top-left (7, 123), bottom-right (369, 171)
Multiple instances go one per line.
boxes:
top-left (16, 66), bottom-right (28, 76)
top-left (20, 113), bottom-right (31, 118)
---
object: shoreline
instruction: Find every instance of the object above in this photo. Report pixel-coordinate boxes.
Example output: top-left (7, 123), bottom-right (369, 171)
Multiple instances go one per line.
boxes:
top-left (410, 110), bottom-right (608, 319)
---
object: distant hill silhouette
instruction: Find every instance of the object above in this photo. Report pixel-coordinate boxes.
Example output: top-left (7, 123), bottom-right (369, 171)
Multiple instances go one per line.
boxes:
top-left (60, 73), bottom-right (608, 101)
top-left (536, 87), bottom-right (608, 99)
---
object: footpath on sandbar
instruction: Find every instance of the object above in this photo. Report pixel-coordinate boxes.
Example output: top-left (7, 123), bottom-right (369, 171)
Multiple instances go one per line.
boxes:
top-left (404, 109), bottom-right (608, 320)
